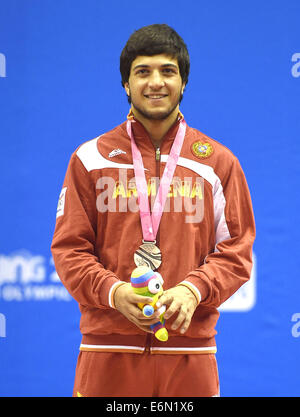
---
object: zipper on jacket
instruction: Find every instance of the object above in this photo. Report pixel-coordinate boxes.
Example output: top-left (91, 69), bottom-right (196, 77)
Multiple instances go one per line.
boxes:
top-left (155, 147), bottom-right (161, 247)
top-left (155, 147), bottom-right (161, 162)
top-left (145, 333), bottom-right (152, 353)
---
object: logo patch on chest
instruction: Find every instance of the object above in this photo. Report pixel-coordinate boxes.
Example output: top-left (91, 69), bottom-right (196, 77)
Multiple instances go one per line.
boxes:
top-left (191, 140), bottom-right (214, 158)
top-left (108, 149), bottom-right (126, 158)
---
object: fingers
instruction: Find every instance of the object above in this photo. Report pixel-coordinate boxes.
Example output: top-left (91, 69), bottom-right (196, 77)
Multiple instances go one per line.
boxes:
top-left (156, 287), bottom-right (197, 334)
top-left (114, 285), bottom-right (161, 332)
top-left (114, 282), bottom-right (198, 335)
top-left (170, 304), bottom-right (193, 334)
top-left (156, 292), bottom-right (173, 309)
top-left (130, 293), bottom-right (154, 305)
top-left (163, 301), bottom-right (190, 334)
top-left (114, 283), bottom-right (153, 311)
top-left (128, 314), bottom-right (155, 334)
top-left (132, 308), bottom-right (161, 325)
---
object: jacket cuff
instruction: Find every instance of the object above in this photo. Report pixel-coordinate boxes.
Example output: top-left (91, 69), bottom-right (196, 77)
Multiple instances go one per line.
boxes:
top-left (177, 278), bottom-right (208, 305)
top-left (107, 280), bottom-right (127, 309)
top-left (176, 281), bottom-right (201, 305)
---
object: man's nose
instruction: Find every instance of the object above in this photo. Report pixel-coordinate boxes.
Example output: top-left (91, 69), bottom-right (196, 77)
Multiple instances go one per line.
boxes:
top-left (148, 70), bottom-right (165, 89)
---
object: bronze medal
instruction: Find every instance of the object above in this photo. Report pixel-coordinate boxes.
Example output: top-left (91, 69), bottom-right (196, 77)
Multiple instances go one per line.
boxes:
top-left (134, 241), bottom-right (162, 270)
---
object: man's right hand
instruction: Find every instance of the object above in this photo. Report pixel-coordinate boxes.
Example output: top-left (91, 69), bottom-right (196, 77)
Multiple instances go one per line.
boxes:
top-left (114, 283), bottom-right (160, 333)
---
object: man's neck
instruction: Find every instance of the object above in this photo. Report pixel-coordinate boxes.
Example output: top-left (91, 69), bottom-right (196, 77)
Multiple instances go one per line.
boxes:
top-left (131, 107), bottom-right (180, 148)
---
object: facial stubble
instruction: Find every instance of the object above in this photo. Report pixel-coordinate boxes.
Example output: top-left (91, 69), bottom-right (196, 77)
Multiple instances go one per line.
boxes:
top-left (128, 90), bottom-right (184, 121)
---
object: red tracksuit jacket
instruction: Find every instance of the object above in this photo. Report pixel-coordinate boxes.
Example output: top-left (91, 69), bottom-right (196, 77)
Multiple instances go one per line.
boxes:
top-left (51, 115), bottom-right (255, 355)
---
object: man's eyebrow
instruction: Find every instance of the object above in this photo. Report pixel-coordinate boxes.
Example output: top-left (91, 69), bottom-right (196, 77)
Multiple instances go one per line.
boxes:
top-left (132, 63), bottom-right (178, 70)
top-left (161, 63), bottom-right (178, 69)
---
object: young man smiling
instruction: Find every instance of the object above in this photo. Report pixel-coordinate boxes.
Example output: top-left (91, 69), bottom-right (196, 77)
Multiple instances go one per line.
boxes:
top-left (124, 54), bottom-right (185, 146)
top-left (51, 24), bottom-right (255, 397)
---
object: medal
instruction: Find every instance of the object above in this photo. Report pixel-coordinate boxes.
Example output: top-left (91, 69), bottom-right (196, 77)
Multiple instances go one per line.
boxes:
top-left (127, 116), bottom-right (186, 270)
top-left (134, 240), bottom-right (162, 270)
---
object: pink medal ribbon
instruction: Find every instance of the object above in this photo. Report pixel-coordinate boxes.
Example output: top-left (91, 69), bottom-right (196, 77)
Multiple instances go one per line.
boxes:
top-left (126, 118), bottom-right (186, 243)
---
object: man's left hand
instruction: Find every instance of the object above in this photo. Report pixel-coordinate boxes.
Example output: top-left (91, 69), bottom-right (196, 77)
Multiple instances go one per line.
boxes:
top-left (156, 286), bottom-right (198, 334)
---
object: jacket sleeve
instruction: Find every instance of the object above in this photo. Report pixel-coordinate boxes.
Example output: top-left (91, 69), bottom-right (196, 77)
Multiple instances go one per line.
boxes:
top-left (178, 157), bottom-right (256, 308)
top-left (51, 151), bottom-right (125, 309)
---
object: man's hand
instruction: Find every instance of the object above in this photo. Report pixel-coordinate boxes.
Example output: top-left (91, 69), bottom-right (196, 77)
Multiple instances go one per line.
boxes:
top-left (114, 283), bottom-right (161, 333)
top-left (156, 285), bottom-right (198, 334)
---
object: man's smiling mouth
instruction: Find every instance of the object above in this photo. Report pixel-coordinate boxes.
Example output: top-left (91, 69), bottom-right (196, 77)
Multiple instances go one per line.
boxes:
top-left (144, 94), bottom-right (168, 99)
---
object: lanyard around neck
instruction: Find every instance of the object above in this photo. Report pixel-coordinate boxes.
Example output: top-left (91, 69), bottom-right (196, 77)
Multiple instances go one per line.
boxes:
top-left (126, 118), bottom-right (186, 241)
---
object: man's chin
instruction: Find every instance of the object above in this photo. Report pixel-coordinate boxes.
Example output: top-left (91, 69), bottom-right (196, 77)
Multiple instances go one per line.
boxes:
top-left (133, 106), bottom-right (177, 121)
top-left (145, 112), bottom-right (172, 121)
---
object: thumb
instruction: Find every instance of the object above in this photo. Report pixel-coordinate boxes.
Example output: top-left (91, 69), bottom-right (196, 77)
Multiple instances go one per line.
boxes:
top-left (130, 292), bottom-right (154, 305)
top-left (156, 292), bottom-right (171, 308)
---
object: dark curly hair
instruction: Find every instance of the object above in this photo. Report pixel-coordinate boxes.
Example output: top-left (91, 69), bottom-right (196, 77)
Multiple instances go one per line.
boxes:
top-left (120, 24), bottom-right (190, 89)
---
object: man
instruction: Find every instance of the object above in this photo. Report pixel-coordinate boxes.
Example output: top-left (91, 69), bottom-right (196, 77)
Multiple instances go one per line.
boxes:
top-left (51, 24), bottom-right (255, 397)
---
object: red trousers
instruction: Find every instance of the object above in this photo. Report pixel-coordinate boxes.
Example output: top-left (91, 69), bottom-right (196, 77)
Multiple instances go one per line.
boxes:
top-left (73, 351), bottom-right (220, 397)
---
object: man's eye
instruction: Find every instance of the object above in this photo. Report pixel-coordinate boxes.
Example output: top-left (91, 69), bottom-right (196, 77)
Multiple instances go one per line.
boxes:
top-left (163, 68), bottom-right (176, 74)
top-left (136, 69), bottom-right (148, 75)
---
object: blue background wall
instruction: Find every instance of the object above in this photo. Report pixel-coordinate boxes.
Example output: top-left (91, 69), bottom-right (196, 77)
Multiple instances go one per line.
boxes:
top-left (0, 0), bottom-right (299, 397)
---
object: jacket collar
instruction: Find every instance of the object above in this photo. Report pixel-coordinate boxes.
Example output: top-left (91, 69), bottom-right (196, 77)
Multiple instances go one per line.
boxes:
top-left (126, 109), bottom-right (185, 146)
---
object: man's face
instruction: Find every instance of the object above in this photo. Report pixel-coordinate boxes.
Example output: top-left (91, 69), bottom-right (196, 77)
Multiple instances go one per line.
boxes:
top-left (124, 54), bottom-right (185, 121)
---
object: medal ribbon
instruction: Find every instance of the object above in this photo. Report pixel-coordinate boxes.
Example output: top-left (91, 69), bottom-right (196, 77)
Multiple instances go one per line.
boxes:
top-left (127, 118), bottom-right (186, 241)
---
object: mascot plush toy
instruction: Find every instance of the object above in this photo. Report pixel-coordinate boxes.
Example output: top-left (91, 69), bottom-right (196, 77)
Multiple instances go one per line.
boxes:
top-left (130, 265), bottom-right (168, 342)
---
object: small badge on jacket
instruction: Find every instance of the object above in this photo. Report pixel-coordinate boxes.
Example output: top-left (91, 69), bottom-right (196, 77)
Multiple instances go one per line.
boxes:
top-left (191, 140), bottom-right (214, 158)
top-left (108, 148), bottom-right (126, 158)
top-left (56, 187), bottom-right (67, 218)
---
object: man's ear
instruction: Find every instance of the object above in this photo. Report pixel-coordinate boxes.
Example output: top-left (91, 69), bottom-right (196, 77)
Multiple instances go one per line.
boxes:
top-left (181, 83), bottom-right (186, 95)
top-left (124, 82), bottom-right (130, 97)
